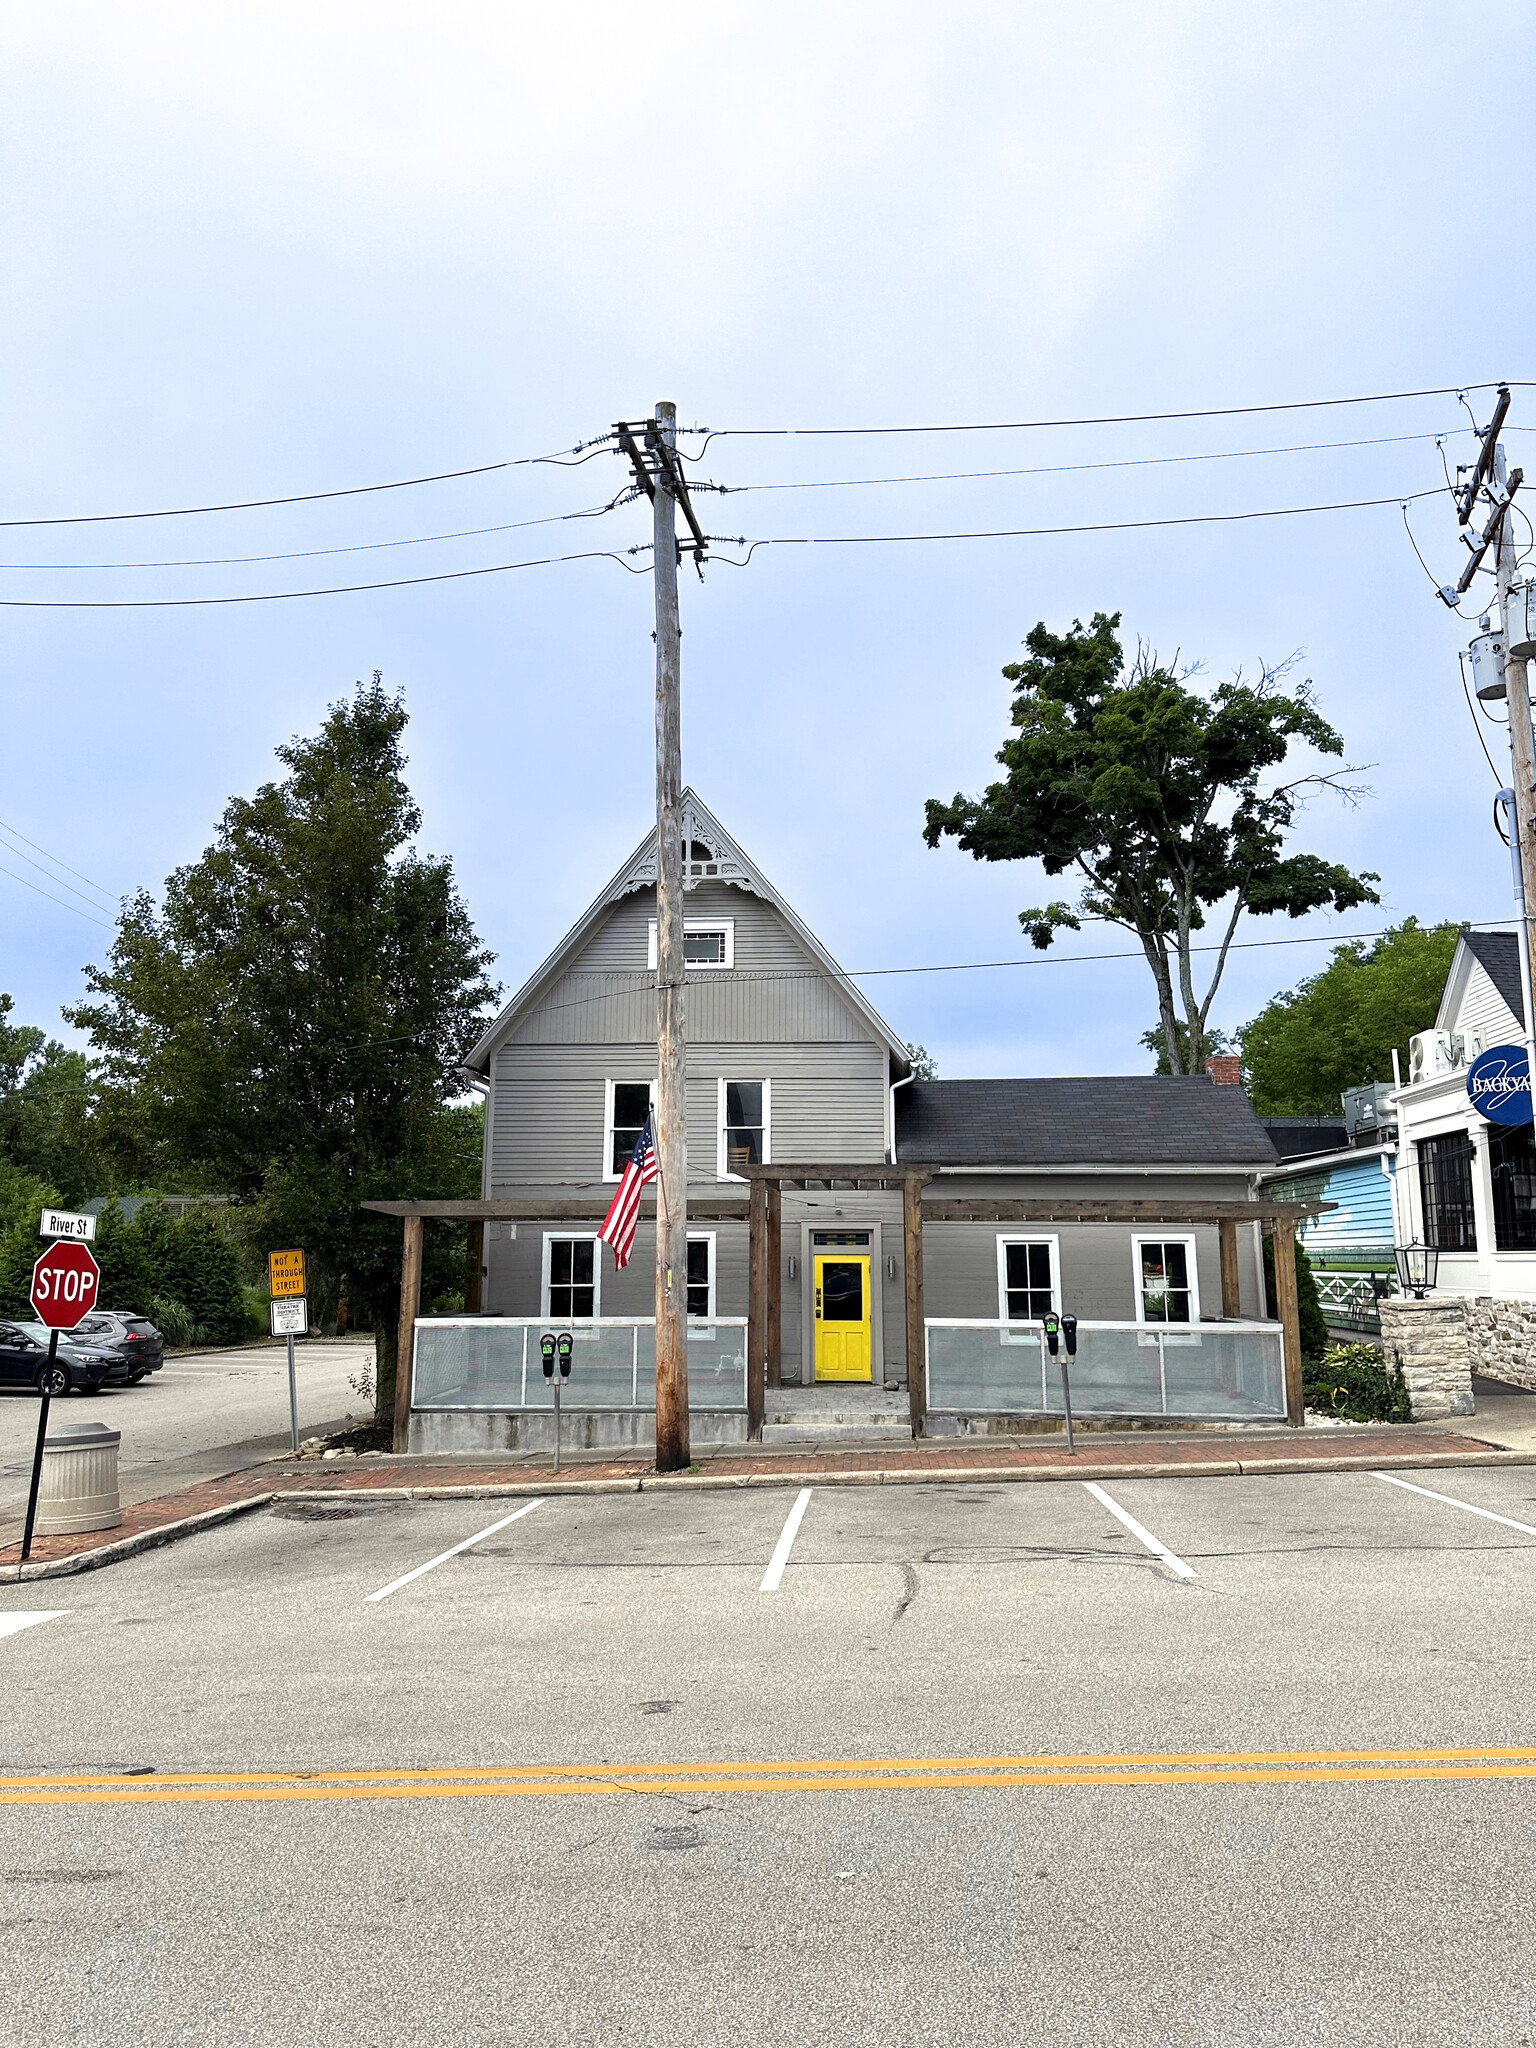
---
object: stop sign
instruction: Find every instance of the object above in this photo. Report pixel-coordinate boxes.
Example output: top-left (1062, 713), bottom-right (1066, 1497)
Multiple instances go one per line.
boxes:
top-left (30, 1240), bottom-right (101, 1330)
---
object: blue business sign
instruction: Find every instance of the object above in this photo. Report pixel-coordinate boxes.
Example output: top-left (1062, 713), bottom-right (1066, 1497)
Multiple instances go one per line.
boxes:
top-left (1467, 1043), bottom-right (1534, 1126)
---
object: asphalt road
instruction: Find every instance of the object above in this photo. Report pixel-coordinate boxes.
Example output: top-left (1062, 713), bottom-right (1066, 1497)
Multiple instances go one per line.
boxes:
top-left (5, 1464), bottom-right (1536, 2045)
top-left (0, 1337), bottom-right (373, 1533)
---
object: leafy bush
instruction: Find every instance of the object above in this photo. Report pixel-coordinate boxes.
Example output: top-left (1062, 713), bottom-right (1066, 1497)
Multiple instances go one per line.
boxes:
top-left (146, 1293), bottom-right (200, 1348)
top-left (1304, 1342), bottom-right (1412, 1424)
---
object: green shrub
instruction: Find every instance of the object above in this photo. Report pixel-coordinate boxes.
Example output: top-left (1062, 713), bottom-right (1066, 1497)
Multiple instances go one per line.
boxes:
top-left (146, 1294), bottom-right (200, 1348)
top-left (1305, 1341), bottom-right (1412, 1424)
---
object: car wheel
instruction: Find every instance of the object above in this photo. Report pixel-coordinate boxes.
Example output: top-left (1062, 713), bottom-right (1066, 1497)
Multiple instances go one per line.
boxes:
top-left (35, 1360), bottom-right (70, 1397)
top-left (126, 1370), bottom-right (147, 1385)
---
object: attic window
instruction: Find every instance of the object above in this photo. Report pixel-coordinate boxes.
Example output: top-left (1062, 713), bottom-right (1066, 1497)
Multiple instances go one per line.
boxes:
top-left (647, 918), bottom-right (735, 970)
top-left (685, 837), bottom-right (720, 879)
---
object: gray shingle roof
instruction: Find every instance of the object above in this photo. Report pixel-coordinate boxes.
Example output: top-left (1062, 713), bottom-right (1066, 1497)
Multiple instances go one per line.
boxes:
top-left (896, 1077), bottom-right (1279, 1167)
top-left (1462, 930), bottom-right (1525, 1028)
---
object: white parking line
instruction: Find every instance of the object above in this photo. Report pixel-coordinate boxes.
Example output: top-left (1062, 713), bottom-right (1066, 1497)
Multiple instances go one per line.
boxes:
top-left (760, 1489), bottom-right (812, 1593)
top-left (1082, 1482), bottom-right (1197, 1580)
top-left (0, 1611), bottom-right (69, 1640)
top-left (364, 1500), bottom-right (545, 1603)
top-left (1371, 1470), bottom-right (1536, 1537)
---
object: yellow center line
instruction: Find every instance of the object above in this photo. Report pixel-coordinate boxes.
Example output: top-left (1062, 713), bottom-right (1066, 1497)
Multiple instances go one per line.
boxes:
top-left (5, 1746), bottom-right (1536, 1805)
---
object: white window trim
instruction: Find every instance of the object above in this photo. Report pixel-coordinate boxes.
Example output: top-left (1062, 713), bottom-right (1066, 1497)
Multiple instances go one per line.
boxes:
top-left (541, 1231), bottom-right (602, 1319)
top-left (716, 1076), bottom-right (771, 1181)
top-left (995, 1233), bottom-right (1061, 1343)
top-left (647, 917), bottom-right (736, 970)
top-left (602, 1076), bottom-right (657, 1182)
top-left (1131, 1233), bottom-right (1201, 1325)
top-left (686, 1231), bottom-right (716, 1319)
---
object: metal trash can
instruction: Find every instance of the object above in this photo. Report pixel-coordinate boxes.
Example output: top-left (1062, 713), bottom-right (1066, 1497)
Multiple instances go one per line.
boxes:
top-left (35, 1421), bottom-right (122, 1536)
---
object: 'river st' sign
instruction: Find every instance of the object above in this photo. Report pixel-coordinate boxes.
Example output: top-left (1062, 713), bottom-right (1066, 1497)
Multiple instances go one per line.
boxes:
top-left (1467, 1043), bottom-right (1534, 1126)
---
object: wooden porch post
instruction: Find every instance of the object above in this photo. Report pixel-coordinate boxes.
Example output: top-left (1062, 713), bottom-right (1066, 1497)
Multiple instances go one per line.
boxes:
top-left (903, 1173), bottom-right (926, 1437)
top-left (747, 1178), bottom-right (767, 1440)
top-left (765, 1181), bottom-right (782, 1389)
top-left (393, 1213), bottom-right (424, 1453)
top-left (1272, 1215), bottom-right (1305, 1425)
top-left (464, 1220), bottom-right (485, 1314)
top-left (1218, 1219), bottom-right (1241, 1318)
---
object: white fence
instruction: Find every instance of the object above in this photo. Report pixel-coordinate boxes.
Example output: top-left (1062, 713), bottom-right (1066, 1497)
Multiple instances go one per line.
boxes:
top-left (925, 1319), bottom-right (1287, 1421)
top-left (411, 1317), bottom-right (749, 1413)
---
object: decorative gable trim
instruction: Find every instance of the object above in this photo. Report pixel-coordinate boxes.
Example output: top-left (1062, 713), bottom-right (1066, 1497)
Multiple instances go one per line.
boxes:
top-left (610, 795), bottom-right (769, 899)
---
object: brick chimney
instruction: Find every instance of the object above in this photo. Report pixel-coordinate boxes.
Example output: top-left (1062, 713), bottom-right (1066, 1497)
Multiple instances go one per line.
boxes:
top-left (1206, 1055), bottom-right (1242, 1086)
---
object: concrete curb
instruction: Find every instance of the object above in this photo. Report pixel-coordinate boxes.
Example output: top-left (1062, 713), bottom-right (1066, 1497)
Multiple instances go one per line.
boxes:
top-left (11, 1443), bottom-right (1536, 1581)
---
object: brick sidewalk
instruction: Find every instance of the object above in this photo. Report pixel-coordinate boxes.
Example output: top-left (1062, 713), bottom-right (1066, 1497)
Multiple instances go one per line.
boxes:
top-left (0, 1422), bottom-right (1519, 1582)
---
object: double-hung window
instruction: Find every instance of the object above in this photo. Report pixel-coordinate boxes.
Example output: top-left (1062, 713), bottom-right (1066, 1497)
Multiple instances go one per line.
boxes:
top-left (1134, 1237), bottom-right (1198, 1323)
top-left (544, 1236), bottom-right (598, 1319)
top-left (996, 1237), bottom-right (1058, 1324)
top-left (605, 1079), bottom-right (656, 1179)
top-left (1490, 1124), bottom-right (1536, 1251)
top-left (686, 1235), bottom-right (715, 1319)
top-left (718, 1079), bottom-right (769, 1179)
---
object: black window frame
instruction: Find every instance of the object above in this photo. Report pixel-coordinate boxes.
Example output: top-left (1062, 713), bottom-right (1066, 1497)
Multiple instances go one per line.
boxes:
top-left (1002, 1240), bottom-right (1055, 1323)
top-left (1419, 1130), bottom-right (1478, 1252)
top-left (547, 1236), bottom-right (597, 1320)
top-left (1489, 1123), bottom-right (1536, 1251)
top-left (608, 1081), bottom-right (653, 1177)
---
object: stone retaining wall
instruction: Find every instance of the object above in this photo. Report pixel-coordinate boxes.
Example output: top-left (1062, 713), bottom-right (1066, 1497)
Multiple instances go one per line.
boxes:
top-left (1465, 1297), bottom-right (1536, 1392)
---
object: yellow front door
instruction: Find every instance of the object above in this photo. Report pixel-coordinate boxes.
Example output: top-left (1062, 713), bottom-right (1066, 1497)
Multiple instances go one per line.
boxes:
top-left (813, 1255), bottom-right (872, 1381)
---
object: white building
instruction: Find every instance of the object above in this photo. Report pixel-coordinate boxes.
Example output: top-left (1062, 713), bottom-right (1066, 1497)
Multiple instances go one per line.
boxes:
top-left (1391, 931), bottom-right (1536, 1322)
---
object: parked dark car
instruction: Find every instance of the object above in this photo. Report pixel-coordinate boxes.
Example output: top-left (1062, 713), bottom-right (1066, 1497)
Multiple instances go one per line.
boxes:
top-left (0, 1322), bottom-right (110, 1395)
top-left (70, 1311), bottom-right (165, 1384)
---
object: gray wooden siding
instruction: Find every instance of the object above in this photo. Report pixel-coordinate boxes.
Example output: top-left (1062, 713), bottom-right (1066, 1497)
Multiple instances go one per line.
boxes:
top-left (483, 1220), bottom-right (748, 1319)
top-left (922, 1222), bottom-right (1227, 1322)
top-left (508, 884), bottom-right (872, 1045)
top-left (489, 1040), bottom-right (888, 1186)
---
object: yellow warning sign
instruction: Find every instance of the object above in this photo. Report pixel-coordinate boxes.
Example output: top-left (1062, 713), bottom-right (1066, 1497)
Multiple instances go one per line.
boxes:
top-left (268, 1248), bottom-right (306, 1299)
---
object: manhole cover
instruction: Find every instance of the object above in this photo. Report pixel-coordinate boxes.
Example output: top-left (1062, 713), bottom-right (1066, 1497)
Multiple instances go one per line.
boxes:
top-left (648, 1824), bottom-right (701, 1852)
top-left (273, 1503), bottom-right (360, 1522)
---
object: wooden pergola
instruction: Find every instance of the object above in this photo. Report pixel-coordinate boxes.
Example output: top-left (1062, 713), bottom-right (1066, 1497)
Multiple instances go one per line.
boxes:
top-left (366, 1174), bottom-right (1329, 1451)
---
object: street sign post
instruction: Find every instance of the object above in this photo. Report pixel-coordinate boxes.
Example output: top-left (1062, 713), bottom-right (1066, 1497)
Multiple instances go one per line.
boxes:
top-left (22, 1237), bottom-right (103, 1566)
top-left (268, 1249), bottom-right (306, 1298)
top-left (266, 1259), bottom-right (308, 1454)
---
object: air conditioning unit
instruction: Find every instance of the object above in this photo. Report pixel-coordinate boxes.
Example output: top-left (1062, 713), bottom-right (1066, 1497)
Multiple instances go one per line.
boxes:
top-left (1341, 1082), bottom-right (1398, 1141)
top-left (1408, 1030), bottom-right (1466, 1082)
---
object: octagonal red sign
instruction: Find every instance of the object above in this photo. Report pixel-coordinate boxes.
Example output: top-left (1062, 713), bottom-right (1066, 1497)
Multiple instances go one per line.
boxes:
top-left (31, 1240), bottom-right (101, 1329)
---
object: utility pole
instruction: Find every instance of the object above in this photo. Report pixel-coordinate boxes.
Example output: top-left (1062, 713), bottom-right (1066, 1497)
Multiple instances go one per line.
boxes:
top-left (1442, 384), bottom-right (1536, 1051)
top-left (650, 401), bottom-right (689, 1470)
top-left (615, 405), bottom-right (710, 1470)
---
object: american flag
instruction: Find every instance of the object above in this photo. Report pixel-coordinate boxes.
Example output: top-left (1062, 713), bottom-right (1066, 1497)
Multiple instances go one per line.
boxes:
top-left (598, 1116), bottom-right (658, 1271)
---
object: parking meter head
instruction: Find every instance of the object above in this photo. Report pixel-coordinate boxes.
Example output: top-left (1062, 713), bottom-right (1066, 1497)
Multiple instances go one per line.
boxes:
top-left (556, 1331), bottom-right (574, 1379)
top-left (1060, 1313), bottom-right (1078, 1357)
top-left (540, 1332), bottom-right (556, 1379)
top-left (1041, 1310), bottom-right (1060, 1358)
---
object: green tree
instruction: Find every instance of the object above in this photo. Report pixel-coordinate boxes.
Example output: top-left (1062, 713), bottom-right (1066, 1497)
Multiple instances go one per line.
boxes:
top-left (67, 678), bottom-right (499, 1383)
top-left (924, 613), bottom-right (1381, 1074)
top-left (1264, 1235), bottom-right (1329, 1362)
top-left (0, 1158), bottom-right (60, 1320)
top-left (1238, 920), bottom-right (1461, 1113)
top-left (0, 994), bottom-right (110, 1204)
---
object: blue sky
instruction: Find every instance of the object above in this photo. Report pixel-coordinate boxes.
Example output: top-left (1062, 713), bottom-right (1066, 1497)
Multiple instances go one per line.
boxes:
top-left (2, 2), bottom-right (1531, 1079)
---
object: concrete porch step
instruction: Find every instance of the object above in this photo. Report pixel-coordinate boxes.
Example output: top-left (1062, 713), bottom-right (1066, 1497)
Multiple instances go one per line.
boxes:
top-left (761, 1384), bottom-right (913, 1446)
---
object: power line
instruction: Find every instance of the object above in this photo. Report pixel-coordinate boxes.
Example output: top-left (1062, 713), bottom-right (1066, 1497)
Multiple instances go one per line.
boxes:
top-left (0, 835), bottom-right (115, 914)
top-left (715, 426), bottom-right (1493, 496)
top-left (702, 381), bottom-right (1531, 443)
top-left (715, 488), bottom-right (1447, 563)
top-left (0, 548), bottom-right (626, 609)
top-left (0, 819), bottom-right (115, 903)
top-left (0, 436), bottom-right (612, 531)
top-left (0, 489), bottom-right (1449, 609)
top-left (0, 860), bottom-right (113, 926)
top-left (0, 498), bottom-right (629, 572)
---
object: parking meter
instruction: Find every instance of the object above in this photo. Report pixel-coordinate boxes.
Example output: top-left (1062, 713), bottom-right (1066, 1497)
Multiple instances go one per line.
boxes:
top-left (1040, 1311), bottom-right (1061, 1357)
top-left (1061, 1314), bottom-right (1078, 1357)
top-left (556, 1332), bottom-right (573, 1379)
top-left (540, 1332), bottom-right (556, 1379)
top-left (1043, 1312), bottom-right (1075, 1456)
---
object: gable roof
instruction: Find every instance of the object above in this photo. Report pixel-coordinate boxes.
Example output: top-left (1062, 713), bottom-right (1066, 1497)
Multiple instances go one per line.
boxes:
top-left (1459, 930), bottom-right (1525, 1029)
top-left (464, 789), bottom-right (910, 1073)
top-left (896, 1077), bottom-right (1279, 1167)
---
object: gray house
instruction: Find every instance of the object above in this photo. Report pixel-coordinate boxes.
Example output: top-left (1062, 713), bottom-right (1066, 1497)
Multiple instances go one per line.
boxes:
top-left (386, 793), bottom-right (1307, 1450)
